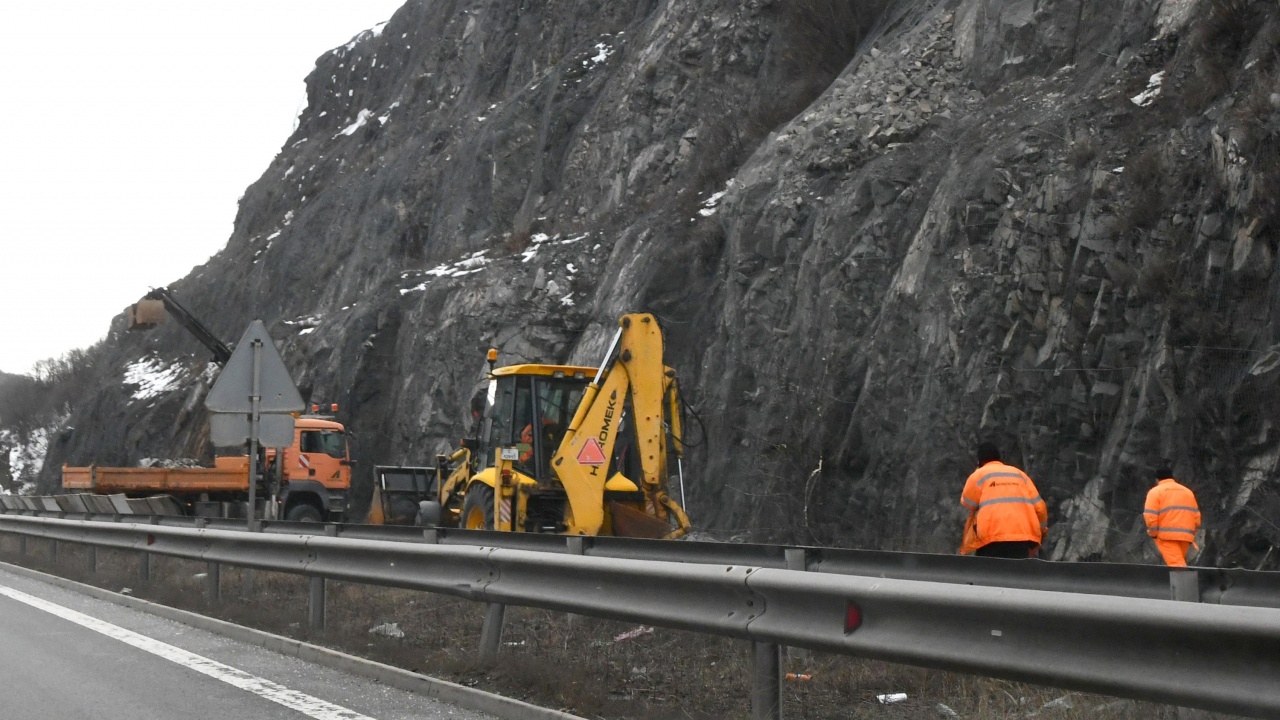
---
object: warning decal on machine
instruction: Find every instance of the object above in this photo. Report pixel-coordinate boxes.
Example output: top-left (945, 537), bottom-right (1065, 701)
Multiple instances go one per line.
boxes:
top-left (576, 437), bottom-right (607, 466)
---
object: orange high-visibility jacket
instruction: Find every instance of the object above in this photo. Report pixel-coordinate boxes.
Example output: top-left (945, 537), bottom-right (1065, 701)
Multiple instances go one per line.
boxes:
top-left (1144, 478), bottom-right (1200, 542)
top-left (960, 461), bottom-right (1048, 548)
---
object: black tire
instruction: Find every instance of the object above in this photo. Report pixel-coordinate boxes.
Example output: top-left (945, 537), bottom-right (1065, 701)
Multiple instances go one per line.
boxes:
top-left (460, 484), bottom-right (494, 530)
top-left (285, 503), bottom-right (323, 523)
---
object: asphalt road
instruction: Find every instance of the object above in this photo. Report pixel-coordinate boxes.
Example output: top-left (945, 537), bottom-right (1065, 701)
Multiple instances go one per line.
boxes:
top-left (0, 566), bottom-right (493, 720)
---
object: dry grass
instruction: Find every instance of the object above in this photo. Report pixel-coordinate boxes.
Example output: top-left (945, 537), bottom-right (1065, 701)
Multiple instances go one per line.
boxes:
top-left (0, 536), bottom-right (1246, 720)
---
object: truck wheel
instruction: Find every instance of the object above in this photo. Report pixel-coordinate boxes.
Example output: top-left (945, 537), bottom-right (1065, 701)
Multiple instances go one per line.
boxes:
top-left (461, 484), bottom-right (494, 530)
top-left (285, 504), bottom-right (323, 523)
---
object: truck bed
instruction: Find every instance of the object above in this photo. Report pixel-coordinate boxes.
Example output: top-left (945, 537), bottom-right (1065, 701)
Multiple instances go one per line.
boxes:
top-left (63, 457), bottom-right (250, 495)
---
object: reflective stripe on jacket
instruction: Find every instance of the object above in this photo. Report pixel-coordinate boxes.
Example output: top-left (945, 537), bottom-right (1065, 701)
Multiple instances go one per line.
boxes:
top-left (1144, 478), bottom-right (1200, 541)
top-left (960, 461), bottom-right (1048, 548)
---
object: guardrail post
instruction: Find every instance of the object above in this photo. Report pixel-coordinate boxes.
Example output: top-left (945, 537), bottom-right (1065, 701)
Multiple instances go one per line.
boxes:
top-left (18, 535), bottom-right (26, 557)
top-left (207, 561), bottom-right (221, 601)
top-left (138, 517), bottom-right (159, 582)
top-left (784, 548), bottom-right (810, 661)
top-left (753, 547), bottom-right (804, 720)
top-left (138, 550), bottom-right (151, 582)
top-left (1170, 570), bottom-right (1200, 602)
top-left (194, 519), bottom-right (221, 602)
top-left (558, 537), bottom-right (589, 630)
top-left (308, 524), bottom-right (338, 631)
top-left (308, 575), bottom-right (326, 630)
top-left (478, 603), bottom-right (506, 665)
top-left (50, 539), bottom-right (59, 565)
top-left (751, 641), bottom-right (782, 720)
top-left (87, 545), bottom-right (97, 574)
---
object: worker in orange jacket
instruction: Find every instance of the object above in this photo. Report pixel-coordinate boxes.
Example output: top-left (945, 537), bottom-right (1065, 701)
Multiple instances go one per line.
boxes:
top-left (1144, 465), bottom-right (1201, 567)
top-left (960, 442), bottom-right (1048, 558)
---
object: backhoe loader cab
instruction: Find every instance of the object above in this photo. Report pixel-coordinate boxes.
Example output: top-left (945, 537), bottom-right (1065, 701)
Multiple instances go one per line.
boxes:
top-left (483, 365), bottom-right (592, 482)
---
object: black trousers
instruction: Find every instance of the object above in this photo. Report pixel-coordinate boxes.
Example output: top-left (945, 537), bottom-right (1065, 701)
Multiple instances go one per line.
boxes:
top-left (974, 541), bottom-right (1038, 559)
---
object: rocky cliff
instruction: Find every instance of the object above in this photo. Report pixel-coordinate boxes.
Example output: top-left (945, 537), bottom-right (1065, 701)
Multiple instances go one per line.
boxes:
top-left (26, 0), bottom-right (1280, 568)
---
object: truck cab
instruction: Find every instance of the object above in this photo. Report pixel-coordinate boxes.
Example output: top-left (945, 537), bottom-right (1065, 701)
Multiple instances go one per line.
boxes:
top-left (273, 416), bottom-right (352, 521)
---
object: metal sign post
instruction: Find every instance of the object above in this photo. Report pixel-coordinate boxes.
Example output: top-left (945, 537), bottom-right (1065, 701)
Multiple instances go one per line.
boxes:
top-left (205, 320), bottom-right (305, 529)
top-left (247, 338), bottom-right (262, 529)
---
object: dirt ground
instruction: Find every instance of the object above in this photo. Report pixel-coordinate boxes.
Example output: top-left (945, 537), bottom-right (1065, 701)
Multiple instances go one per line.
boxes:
top-left (0, 536), bottom-right (1242, 720)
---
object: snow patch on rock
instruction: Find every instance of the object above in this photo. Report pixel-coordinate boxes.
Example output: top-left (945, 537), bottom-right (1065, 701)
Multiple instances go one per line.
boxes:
top-left (1130, 71), bottom-right (1165, 107)
top-left (124, 357), bottom-right (185, 401)
top-left (338, 109), bottom-right (375, 137)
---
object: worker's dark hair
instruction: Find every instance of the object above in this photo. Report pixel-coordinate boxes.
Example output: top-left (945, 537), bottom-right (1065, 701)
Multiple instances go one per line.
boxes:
top-left (1155, 464), bottom-right (1174, 480)
top-left (976, 441), bottom-right (1001, 465)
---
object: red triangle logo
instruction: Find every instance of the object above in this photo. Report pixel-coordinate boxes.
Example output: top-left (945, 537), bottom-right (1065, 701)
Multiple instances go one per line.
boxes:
top-left (576, 437), bottom-right (607, 466)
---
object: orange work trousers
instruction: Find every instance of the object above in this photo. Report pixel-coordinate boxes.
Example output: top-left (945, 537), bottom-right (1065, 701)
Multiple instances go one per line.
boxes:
top-left (1155, 538), bottom-right (1192, 567)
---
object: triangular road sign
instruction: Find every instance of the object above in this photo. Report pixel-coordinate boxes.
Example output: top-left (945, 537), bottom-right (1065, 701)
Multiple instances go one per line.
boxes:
top-left (205, 320), bottom-right (305, 414)
top-left (209, 413), bottom-right (295, 448)
top-left (576, 437), bottom-right (608, 467)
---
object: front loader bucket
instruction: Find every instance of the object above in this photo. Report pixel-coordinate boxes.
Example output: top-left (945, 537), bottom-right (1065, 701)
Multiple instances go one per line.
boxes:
top-left (127, 299), bottom-right (165, 330)
top-left (367, 482), bottom-right (387, 525)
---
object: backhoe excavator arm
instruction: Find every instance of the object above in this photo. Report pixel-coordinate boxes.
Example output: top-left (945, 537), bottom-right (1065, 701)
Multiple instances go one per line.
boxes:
top-left (552, 314), bottom-right (690, 537)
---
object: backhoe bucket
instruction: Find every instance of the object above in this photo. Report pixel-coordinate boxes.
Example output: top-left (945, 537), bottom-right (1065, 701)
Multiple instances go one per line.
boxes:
top-left (128, 299), bottom-right (165, 330)
top-left (609, 501), bottom-right (671, 539)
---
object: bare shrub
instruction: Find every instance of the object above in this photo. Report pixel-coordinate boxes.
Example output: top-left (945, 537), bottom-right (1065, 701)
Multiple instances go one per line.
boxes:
top-left (1111, 148), bottom-right (1166, 235)
top-left (1182, 66), bottom-right (1231, 112)
top-left (1233, 71), bottom-right (1280, 227)
top-left (1182, 0), bottom-right (1271, 109)
top-left (1127, 147), bottom-right (1164, 191)
top-left (504, 228), bottom-right (532, 255)
top-left (0, 374), bottom-right (41, 432)
top-left (1067, 137), bottom-right (1099, 169)
top-left (1134, 249), bottom-right (1180, 302)
top-left (1195, 0), bottom-right (1266, 65)
top-left (784, 0), bottom-right (891, 77)
top-left (758, 0), bottom-right (895, 134)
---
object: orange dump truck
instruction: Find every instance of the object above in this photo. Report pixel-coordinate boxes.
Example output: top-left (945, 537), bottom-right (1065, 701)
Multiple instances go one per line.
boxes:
top-left (62, 416), bottom-right (353, 521)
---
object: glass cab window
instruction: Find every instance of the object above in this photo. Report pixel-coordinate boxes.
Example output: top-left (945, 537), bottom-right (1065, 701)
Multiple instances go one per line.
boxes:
top-left (300, 430), bottom-right (346, 458)
top-left (533, 377), bottom-right (586, 479)
top-left (484, 374), bottom-right (588, 479)
top-left (483, 376), bottom-right (519, 472)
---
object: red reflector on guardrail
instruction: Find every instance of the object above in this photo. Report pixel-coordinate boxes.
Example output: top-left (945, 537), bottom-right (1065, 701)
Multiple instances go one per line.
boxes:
top-left (845, 602), bottom-right (862, 632)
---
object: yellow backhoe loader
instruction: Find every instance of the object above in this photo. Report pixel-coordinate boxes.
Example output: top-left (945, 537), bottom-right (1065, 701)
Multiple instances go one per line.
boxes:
top-left (370, 313), bottom-right (691, 538)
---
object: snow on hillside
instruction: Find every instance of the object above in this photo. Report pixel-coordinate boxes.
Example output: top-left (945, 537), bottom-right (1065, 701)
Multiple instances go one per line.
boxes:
top-left (123, 356), bottom-right (186, 402)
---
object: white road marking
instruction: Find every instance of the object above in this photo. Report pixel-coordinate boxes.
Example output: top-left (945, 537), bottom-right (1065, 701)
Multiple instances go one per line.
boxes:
top-left (0, 584), bottom-right (375, 720)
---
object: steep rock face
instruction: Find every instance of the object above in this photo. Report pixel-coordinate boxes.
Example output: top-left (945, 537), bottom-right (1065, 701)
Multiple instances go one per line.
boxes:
top-left (36, 0), bottom-right (1280, 568)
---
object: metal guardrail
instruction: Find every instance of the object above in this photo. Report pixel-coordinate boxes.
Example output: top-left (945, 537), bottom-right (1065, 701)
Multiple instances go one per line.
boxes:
top-left (0, 514), bottom-right (1278, 719)
top-left (4, 501), bottom-right (1279, 609)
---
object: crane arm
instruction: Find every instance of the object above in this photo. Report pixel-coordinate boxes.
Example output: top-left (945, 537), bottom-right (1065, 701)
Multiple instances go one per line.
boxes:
top-left (140, 287), bottom-right (233, 365)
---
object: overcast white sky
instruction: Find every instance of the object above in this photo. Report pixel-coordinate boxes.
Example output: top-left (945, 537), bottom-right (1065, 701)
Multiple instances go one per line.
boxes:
top-left (0, 1), bottom-right (406, 376)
